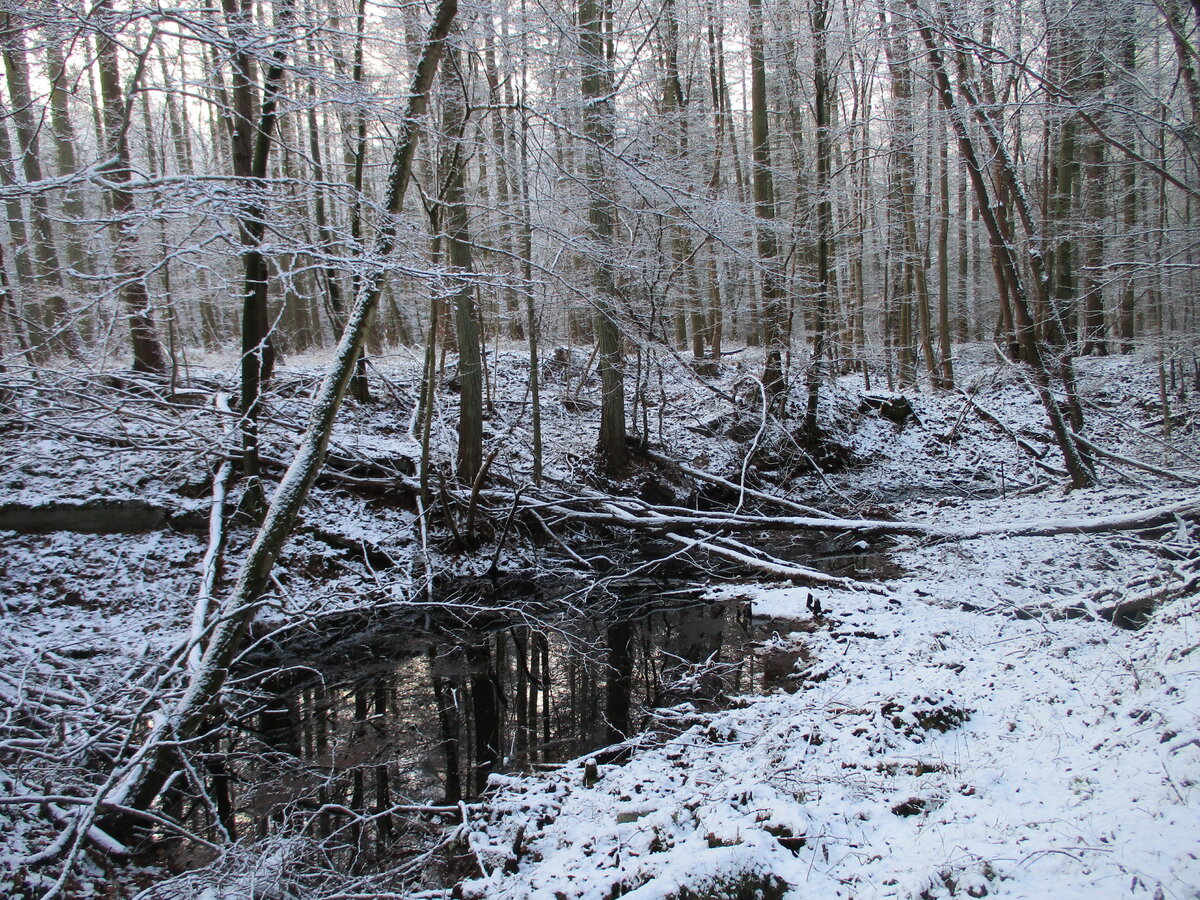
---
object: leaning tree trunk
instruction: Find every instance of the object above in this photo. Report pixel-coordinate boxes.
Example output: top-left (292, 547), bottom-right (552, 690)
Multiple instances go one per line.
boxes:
top-left (106, 0), bottom-right (458, 829)
top-left (911, 5), bottom-right (1093, 489)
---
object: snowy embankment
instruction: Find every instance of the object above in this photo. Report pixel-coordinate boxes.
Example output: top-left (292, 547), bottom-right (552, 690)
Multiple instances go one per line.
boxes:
top-left (462, 530), bottom-right (1200, 899)
top-left (455, 349), bottom-right (1200, 899)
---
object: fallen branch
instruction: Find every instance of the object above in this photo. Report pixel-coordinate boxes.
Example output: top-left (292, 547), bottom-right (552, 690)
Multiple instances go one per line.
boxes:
top-left (189, 392), bottom-right (235, 673)
top-left (640, 446), bottom-right (835, 519)
top-left (1072, 432), bottom-right (1200, 486)
top-left (952, 496), bottom-right (1200, 539)
top-left (1097, 565), bottom-right (1200, 626)
top-left (665, 530), bottom-right (865, 588)
top-left (963, 393), bottom-right (1067, 477)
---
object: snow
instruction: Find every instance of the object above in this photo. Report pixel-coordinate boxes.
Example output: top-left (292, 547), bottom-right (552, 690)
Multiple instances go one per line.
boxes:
top-left (461, 571), bottom-right (1200, 899)
top-left (1, 346), bottom-right (1198, 897)
top-left (443, 348), bottom-right (1200, 900)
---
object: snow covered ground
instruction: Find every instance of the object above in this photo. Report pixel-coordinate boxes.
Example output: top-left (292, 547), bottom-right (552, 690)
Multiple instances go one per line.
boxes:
top-left (461, 528), bottom-right (1200, 898)
top-left (1, 346), bottom-right (1198, 898)
top-left (452, 351), bottom-right (1200, 900)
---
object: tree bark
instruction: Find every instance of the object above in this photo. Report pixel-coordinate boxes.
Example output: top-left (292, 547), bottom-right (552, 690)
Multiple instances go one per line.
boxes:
top-left (93, 0), bottom-right (167, 372)
top-left (579, 0), bottom-right (627, 470)
top-left (748, 0), bottom-right (788, 409)
top-left (222, 0), bottom-right (294, 510)
top-left (440, 48), bottom-right (484, 484)
top-left (806, 0), bottom-right (832, 434)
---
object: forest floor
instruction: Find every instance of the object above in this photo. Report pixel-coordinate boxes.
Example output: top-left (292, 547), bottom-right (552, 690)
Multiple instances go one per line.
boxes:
top-left (0, 343), bottom-right (1198, 898)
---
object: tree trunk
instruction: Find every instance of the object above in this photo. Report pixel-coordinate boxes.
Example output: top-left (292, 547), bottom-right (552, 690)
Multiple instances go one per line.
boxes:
top-left (44, 44), bottom-right (91, 287)
top-left (440, 47), bottom-right (484, 485)
top-left (579, 0), bottom-right (627, 470)
top-left (1079, 64), bottom-right (1107, 355)
top-left (222, 0), bottom-right (293, 510)
top-left (937, 128), bottom-right (954, 386)
top-left (93, 0), bottom-right (167, 372)
top-left (517, 47), bottom-right (543, 483)
top-left (748, 0), bottom-right (788, 409)
top-left (107, 0), bottom-right (457, 827)
top-left (806, 0), bottom-right (832, 435)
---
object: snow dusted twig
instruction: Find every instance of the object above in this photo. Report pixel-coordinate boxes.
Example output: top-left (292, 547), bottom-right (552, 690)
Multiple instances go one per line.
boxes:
top-left (188, 391), bottom-right (235, 673)
top-left (736, 375), bottom-right (770, 514)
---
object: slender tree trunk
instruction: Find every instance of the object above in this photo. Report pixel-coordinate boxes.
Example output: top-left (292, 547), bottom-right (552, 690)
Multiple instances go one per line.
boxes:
top-left (109, 0), bottom-right (457, 827)
top-left (94, 0), bottom-right (168, 372)
top-left (806, 0), bottom-right (832, 435)
top-left (44, 44), bottom-right (91, 286)
top-left (748, 0), bottom-right (788, 409)
top-left (344, 0), bottom-right (373, 398)
top-left (222, 0), bottom-right (293, 510)
top-left (1079, 69), bottom-right (1107, 355)
top-left (518, 42), bottom-right (542, 483)
top-left (440, 47), bottom-right (484, 485)
top-left (157, 45), bottom-right (194, 175)
top-left (1118, 29), bottom-right (1138, 352)
top-left (579, 0), bottom-right (627, 469)
top-left (937, 128), bottom-right (954, 386)
top-left (483, 7), bottom-right (522, 340)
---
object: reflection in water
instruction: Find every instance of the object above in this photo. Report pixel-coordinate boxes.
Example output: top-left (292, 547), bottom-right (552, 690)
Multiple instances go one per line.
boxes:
top-left (181, 591), bottom-right (799, 872)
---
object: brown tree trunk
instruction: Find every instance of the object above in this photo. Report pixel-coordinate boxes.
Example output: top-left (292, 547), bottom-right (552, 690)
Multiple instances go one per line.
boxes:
top-left (748, 0), bottom-right (788, 409)
top-left (579, 0), bottom-right (627, 470)
top-left (93, 0), bottom-right (167, 372)
top-left (440, 46), bottom-right (484, 485)
top-left (222, 0), bottom-right (293, 510)
top-left (806, 0), bottom-right (832, 435)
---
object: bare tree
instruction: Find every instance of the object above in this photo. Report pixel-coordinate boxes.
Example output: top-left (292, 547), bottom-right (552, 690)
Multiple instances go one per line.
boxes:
top-left (748, 0), bottom-right (788, 410)
top-left (94, 0), bottom-right (168, 372)
top-left (579, 0), bottom-right (627, 470)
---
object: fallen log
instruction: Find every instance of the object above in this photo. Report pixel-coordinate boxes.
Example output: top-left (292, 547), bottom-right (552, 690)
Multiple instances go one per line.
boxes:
top-left (514, 485), bottom-right (1200, 546)
top-left (0, 500), bottom-right (173, 533)
top-left (1071, 432), bottom-right (1200, 486)
top-left (1097, 567), bottom-right (1200, 628)
top-left (952, 496), bottom-right (1200, 539)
